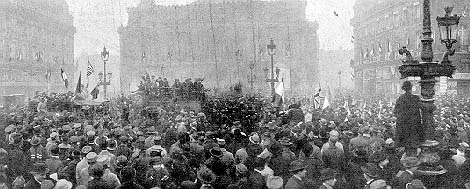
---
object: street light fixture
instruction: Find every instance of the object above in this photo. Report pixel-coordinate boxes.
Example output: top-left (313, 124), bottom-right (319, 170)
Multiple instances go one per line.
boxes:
top-left (397, 1), bottom-right (459, 176)
top-left (99, 46), bottom-right (111, 99)
top-left (437, 7), bottom-right (461, 52)
top-left (275, 67), bottom-right (280, 80)
top-left (266, 39), bottom-right (279, 100)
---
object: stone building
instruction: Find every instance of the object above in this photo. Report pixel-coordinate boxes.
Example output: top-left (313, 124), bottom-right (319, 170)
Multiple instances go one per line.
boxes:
top-left (119, 0), bottom-right (319, 96)
top-left (0, 0), bottom-right (76, 99)
top-left (351, 0), bottom-right (470, 97)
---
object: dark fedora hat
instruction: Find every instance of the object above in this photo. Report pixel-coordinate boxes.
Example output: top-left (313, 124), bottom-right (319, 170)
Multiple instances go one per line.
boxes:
top-left (361, 163), bottom-right (380, 178)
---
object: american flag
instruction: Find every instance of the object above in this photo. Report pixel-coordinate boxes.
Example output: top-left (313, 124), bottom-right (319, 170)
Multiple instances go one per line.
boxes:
top-left (87, 61), bottom-right (94, 77)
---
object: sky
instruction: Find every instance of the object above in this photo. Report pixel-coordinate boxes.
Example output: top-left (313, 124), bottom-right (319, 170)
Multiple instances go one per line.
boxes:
top-left (65, 0), bottom-right (355, 58)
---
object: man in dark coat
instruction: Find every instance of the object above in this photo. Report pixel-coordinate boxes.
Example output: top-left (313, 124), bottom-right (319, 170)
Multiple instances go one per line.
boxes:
top-left (393, 81), bottom-right (424, 153)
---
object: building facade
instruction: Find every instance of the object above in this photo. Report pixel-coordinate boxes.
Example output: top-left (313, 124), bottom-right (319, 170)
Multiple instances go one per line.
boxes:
top-left (0, 0), bottom-right (76, 98)
top-left (119, 0), bottom-right (319, 96)
top-left (351, 0), bottom-right (470, 97)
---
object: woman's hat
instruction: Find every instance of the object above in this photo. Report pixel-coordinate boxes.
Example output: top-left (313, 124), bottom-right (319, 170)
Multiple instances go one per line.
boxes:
top-left (361, 163), bottom-right (380, 178)
top-left (289, 160), bottom-right (306, 172)
top-left (197, 167), bottom-right (216, 184)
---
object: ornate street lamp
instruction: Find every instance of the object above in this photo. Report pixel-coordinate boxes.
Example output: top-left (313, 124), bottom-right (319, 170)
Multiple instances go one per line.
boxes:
top-left (437, 7), bottom-right (461, 52)
top-left (397, 1), bottom-right (460, 178)
top-left (275, 67), bottom-right (280, 80)
top-left (263, 67), bottom-right (269, 79)
top-left (98, 72), bottom-right (103, 82)
top-left (266, 39), bottom-right (278, 98)
top-left (99, 46), bottom-right (111, 99)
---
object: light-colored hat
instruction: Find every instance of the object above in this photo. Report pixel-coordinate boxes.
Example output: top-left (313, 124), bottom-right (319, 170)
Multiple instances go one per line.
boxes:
top-left (266, 175), bottom-right (283, 189)
top-left (86, 152), bottom-right (98, 163)
top-left (54, 179), bottom-right (73, 189)
top-left (96, 155), bottom-right (110, 166)
top-left (41, 180), bottom-right (55, 189)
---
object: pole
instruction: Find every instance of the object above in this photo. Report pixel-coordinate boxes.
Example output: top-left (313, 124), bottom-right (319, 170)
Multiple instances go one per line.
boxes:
top-left (103, 59), bottom-right (107, 99)
top-left (270, 54), bottom-right (275, 97)
top-left (420, 0), bottom-right (437, 140)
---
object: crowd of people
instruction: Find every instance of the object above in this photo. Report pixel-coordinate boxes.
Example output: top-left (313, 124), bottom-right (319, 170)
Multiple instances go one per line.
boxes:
top-left (0, 82), bottom-right (469, 189)
top-left (138, 74), bottom-right (206, 101)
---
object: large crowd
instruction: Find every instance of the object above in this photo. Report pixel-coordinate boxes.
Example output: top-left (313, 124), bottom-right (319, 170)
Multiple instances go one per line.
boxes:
top-left (0, 84), bottom-right (469, 189)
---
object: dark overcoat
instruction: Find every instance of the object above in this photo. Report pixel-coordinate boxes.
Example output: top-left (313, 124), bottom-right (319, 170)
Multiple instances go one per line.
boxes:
top-left (393, 92), bottom-right (424, 148)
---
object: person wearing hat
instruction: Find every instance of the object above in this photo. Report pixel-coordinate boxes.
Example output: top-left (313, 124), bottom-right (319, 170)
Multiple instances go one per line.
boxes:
top-left (96, 155), bottom-right (121, 188)
top-left (76, 146), bottom-right (92, 185)
top-left (40, 179), bottom-right (55, 189)
top-left (217, 138), bottom-right (235, 167)
top-left (319, 168), bottom-right (337, 189)
top-left (393, 81), bottom-right (425, 154)
top-left (348, 126), bottom-right (371, 155)
top-left (29, 136), bottom-right (45, 164)
top-left (115, 136), bottom-right (132, 158)
top-left (405, 179), bottom-right (427, 189)
top-left (45, 144), bottom-right (64, 174)
top-left (284, 160), bottom-right (307, 189)
top-left (25, 164), bottom-right (47, 189)
top-left (299, 143), bottom-right (324, 185)
top-left (321, 130), bottom-right (345, 171)
top-left (87, 164), bottom-right (113, 189)
top-left (77, 152), bottom-right (98, 186)
top-left (361, 163), bottom-right (389, 189)
top-left (197, 167), bottom-right (216, 189)
top-left (115, 166), bottom-right (144, 189)
top-left (144, 153), bottom-right (170, 188)
top-left (391, 157), bottom-right (420, 188)
top-left (146, 135), bottom-right (168, 158)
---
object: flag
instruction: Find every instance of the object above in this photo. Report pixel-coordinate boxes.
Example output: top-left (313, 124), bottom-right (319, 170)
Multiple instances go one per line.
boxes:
top-left (90, 84), bottom-right (100, 99)
top-left (378, 43), bottom-right (383, 53)
top-left (344, 100), bottom-right (351, 117)
top-left (322, 96), bottom-right (330, 110)
top-left (273, 80), bottom-right (284, 107)
top-left (60, 68), bottom-right (68, 88)
top-left (87, 61), bottom-right (94, 77)
top-left (313, 85), bottom-right (322, 109)
top-left (75, 72), bottom-right (82, 94)
top-left (45, 69), bottom-right (51, 81)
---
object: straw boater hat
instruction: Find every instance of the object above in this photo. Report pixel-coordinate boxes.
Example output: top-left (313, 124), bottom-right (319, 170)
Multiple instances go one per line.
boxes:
top-left (249, 133), bottom-right (261, 144)
top-left (30, 136), bottom-right (41, 146)
top-left (266, 175), bottom-right (283, 189)
top-left (209, 147), bottom-right (223, 158)
top-left (197, 167), bottom-right (216, 184)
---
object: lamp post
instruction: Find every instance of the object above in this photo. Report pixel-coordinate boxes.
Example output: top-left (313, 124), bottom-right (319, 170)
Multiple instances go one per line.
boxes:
top-left (265, 39), bottom-right (279, 97)
top-left (235, 49), bottom-right (242, 82)
top-left (248, 61), bottom-right (256, 91)
top-left (99, 46), bottom-right (111, 99)
top-left (398, 0), bottom-right (459, 178)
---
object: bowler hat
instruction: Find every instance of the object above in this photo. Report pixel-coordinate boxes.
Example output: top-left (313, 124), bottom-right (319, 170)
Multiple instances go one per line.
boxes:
top-left (289, 160), bottom-right (306, 172)
top-left (197, 167), bottom-right (216, 184)
top-left (81, 146), bottom-right (92, 154)
top-left (249, 133), bottom-right (261, 144)
top-left (361, 163), bottom-right (380, 178)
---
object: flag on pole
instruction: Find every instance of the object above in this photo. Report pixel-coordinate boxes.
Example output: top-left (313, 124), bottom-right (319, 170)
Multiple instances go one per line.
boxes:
top-left (344, 100), bottom-right (351, 117)
top-left (322, 96), bottom-right (330, 110)
top-left (45, 69), bottom-right (51, 81)
top-left (313, 85), bottom-right (322, 109)
top-left (60, 68), bottom-right (68, 88)
top-left (75, 72), bottom-right (82, 94)
top-left (273, 80), bottom-right (284, 107)
top-left (90, 84), bottom-right (100, 100)
top-left (87, 61), bottom-right (94, 77)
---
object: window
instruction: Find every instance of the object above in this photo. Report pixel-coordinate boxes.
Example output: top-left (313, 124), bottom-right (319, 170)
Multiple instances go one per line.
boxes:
top-left (459, 25), bottom-right (468, 47)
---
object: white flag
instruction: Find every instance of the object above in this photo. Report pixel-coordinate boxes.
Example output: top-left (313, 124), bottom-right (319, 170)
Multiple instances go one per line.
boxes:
top-left (322, 96), bottom-right (330, 110)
